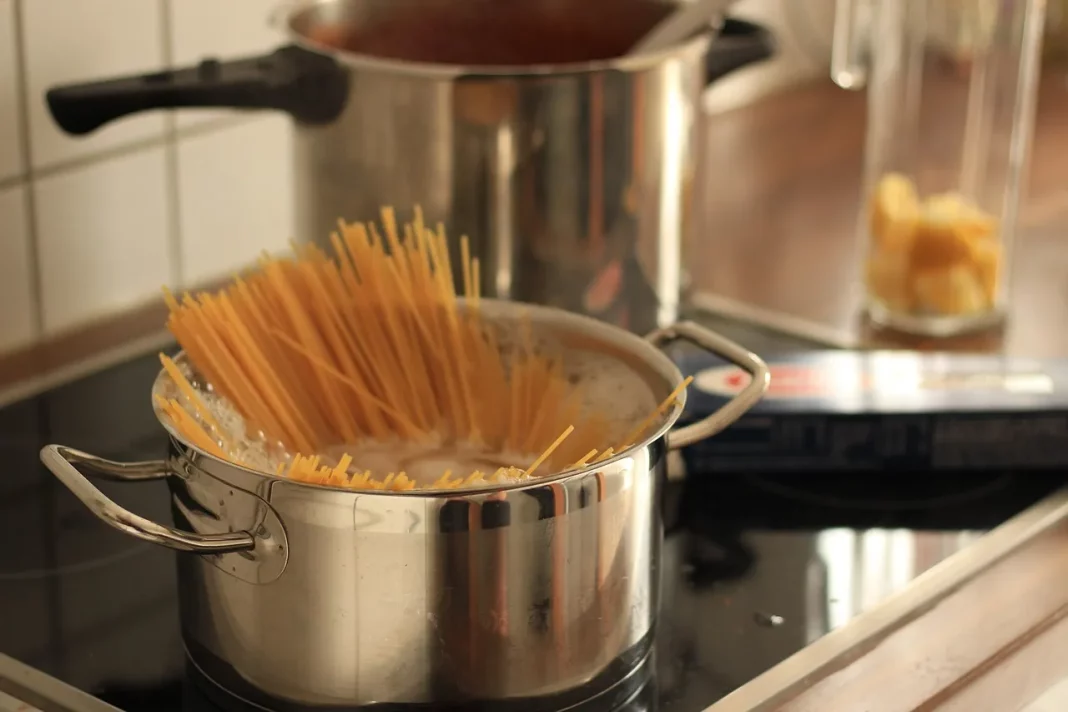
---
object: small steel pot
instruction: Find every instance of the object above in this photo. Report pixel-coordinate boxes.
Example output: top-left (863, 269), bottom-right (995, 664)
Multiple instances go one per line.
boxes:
top-left (44, 0), bottom-right (774, 335)
top-left (41, 301), bottom-right (768, 710)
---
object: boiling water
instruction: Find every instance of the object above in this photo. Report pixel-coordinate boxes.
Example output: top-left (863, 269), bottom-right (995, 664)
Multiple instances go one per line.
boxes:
top-left (491, 317), bottom-right (661, 436)
top-left (154, 325), bottom-right (664, 489)
top-left (319, 440), bottom-right (536, 487)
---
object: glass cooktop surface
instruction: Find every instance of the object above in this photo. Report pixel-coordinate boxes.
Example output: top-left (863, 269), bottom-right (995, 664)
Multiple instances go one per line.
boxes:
top-left (0, 346), bottom-right (1062, 711)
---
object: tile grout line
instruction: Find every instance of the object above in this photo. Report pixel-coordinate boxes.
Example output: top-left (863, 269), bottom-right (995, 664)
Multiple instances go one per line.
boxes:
top-left (0, 112), bottom-right (259, 194)
top-left (159, 0), bottom-right (184, 289)
top-left (10, 0), bottom-right (44, 338)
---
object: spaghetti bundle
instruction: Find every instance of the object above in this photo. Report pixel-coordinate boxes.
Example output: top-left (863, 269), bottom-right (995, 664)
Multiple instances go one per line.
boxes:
top-left (155, 207), bottom-right (691, 491)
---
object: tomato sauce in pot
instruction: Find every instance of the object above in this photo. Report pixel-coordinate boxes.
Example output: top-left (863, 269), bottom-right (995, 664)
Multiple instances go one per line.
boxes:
top-left (303, 0), bottom-right (674, 66)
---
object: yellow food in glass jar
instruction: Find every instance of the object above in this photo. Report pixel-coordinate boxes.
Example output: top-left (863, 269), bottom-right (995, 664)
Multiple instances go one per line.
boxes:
top-left (865, 173), bottom-right (1001, 317)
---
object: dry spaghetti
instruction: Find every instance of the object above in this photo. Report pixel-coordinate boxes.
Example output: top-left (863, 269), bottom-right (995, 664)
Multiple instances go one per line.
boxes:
top-left (155, 207), bottom-right (691, 491)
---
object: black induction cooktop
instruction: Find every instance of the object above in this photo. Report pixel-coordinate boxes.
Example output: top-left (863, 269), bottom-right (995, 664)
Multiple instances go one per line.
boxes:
top-left (0, 345), bottom-right (1063, 712)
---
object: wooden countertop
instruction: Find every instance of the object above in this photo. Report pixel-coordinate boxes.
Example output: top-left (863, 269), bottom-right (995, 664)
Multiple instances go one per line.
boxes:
top-left (693, 71), bottom-right (1068, 355)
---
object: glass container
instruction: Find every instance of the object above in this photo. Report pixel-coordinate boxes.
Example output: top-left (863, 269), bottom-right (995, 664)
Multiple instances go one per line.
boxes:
top-left (833, 0), bottom-right (1046, 337)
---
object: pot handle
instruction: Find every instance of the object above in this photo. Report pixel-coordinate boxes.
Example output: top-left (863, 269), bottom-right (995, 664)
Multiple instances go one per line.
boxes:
top-left (40, 444), bottom-right (257, 554)
top-left (646, 321), bottom-right (769, 450)
top-left (705, 18), bottom-right (776, 85)
top-left (46, 45), bottom-right (348, 136)
top-left (43, 22), bottom-right (770, 136)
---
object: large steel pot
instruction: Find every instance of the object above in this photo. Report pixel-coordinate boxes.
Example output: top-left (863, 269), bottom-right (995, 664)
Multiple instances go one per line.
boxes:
top-left (41, 301), bottom-right (768, 710)
top-left (45, 0), bottom-right (774, 335)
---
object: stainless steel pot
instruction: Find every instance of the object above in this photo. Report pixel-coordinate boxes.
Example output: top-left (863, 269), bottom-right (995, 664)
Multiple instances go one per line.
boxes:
top-left (45, 0), bottom-right (774, 335)
top-left (41, 301), bottom-right (768, 710)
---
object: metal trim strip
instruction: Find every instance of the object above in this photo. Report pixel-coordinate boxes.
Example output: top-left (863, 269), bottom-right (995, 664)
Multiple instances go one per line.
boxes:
top-left (0, 653), bottom-right (122, 712)
top-left (705, 487), bottom-right (1068, 712)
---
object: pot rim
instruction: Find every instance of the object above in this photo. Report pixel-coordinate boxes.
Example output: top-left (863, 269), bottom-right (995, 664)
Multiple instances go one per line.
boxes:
top-left (154, 298), bottom-right (687, 497)
top-left (270, 0), bottom-right (718, 80)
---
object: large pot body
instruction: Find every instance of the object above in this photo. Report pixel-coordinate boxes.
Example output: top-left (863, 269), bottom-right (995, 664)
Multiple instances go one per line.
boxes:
top-left (293, 60), bottom-right (702, 336)
top-left (287, 0), bottom-right (715, 337)
top-left (45, 0), bottom-right (774, 335)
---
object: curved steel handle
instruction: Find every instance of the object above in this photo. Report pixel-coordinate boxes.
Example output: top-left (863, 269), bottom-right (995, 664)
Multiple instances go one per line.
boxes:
top-left (646, 321), bottom-right (769, 450)
top-left (40, 444), bottom-right (256, 555)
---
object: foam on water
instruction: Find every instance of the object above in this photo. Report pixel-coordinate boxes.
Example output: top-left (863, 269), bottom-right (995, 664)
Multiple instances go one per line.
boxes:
top-left (491, 316), bottom-right (660, 445)
top-left (319, 440), bottom-right (537, 487)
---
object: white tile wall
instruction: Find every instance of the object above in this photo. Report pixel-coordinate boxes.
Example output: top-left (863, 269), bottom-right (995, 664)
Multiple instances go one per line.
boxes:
top-left (35, 148), bottom-right (171, 334)
top-left (170, 0), bottom-right (281, 64)
top-left (22, 0), bottom-right (166, 168)
top-left (0, 0), bottom-right (24, 181)
top-left (0, 187), bottom-right (36, 351)
top-left (0, 0), bottom-right (298, 357)
top-left (1024, 676), bottom-right (1068, 712)
top-left (176, 115), bottom-right (293, 285)
top-left (169, 0), bottom-right (285, 128)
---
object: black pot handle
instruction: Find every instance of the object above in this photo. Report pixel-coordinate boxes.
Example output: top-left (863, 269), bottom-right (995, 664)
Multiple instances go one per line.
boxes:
top-left (46, 21), bottom-right (773, 137)
top-left (47, 45), bottom-right (348, 136)
top-left (705, 18), bottom-right (776, 84)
